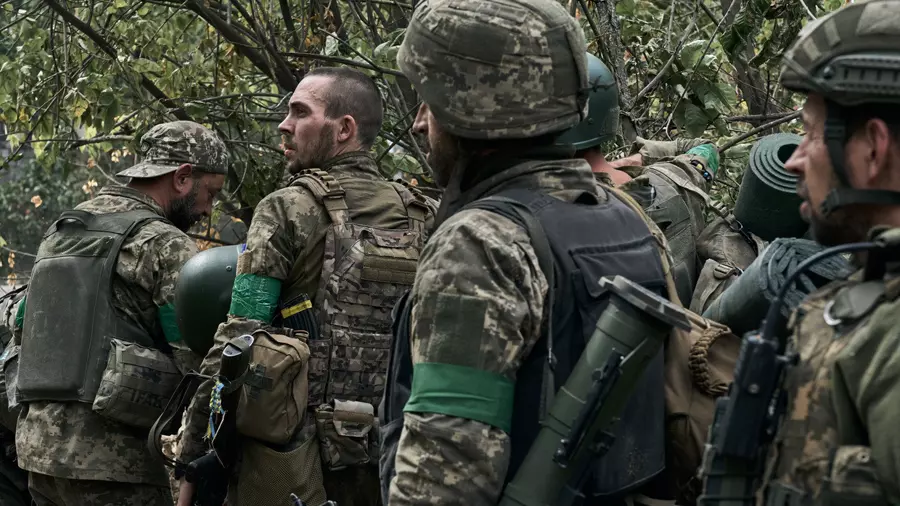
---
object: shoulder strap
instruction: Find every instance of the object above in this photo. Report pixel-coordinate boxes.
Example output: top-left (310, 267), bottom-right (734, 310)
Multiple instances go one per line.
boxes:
top-left (290, 169), bottom-right (351, 226)
top-left (391, 180), bottom-right (429, 236)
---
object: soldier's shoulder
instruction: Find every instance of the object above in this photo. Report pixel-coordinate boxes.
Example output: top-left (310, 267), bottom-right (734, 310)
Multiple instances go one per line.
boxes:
top-left (421, 208), bottom-right (533, 270)
top-left (256, 185), bottom-right (326, 219)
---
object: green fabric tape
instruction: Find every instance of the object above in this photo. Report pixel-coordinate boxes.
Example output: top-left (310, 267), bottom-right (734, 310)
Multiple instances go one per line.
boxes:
top-left (14, 296), bottom-right (25, 330)
top-left (229, 273), bottom-right (282, 323)
top-left (687, 143), bottom-right (719, 175)
top-left (158, 303), bottom-right (182, 343)
top-left (405, 362), bottom-right (515, 434)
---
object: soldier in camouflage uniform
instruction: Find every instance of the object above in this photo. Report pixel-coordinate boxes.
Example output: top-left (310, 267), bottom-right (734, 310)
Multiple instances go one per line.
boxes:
top-left (176, 66), bottom-right (435, 506)
top-left (555, 53), bottom-right (720, 305)
top-left (12, 121), bottom-right (227, 506)
top-left (747, 1), bottom-right (900, 504)
top-left (387, 0), bottom-right (679, 504)
top-left (0, 291), bottom-right (29, 506)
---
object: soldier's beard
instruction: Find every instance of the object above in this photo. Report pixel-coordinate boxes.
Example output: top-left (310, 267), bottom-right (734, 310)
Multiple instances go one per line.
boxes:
top-left (426, 131), bottom-right (461, 188)
top-left (168, 186), bottom-right (202, 232)
top-left (809, 205), bottom-right (869, 247)
top-left (286, 124), bottom-right (337, 174)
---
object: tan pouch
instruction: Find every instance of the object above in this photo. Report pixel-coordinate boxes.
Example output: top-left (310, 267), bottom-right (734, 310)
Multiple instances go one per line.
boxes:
top-left (236, 329), bottom-right (310, 445)
top-left (234, 423), bottom-right (327, 506)
top-left (822, 446), bottom-right (890, 506)
top-left (91, 339), bottom-right (181, 428)
top-left (315, 399), bottom-right (377, 470)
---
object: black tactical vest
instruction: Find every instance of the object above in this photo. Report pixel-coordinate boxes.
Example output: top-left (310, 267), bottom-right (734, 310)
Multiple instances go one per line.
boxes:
top-left (18, 209), bottom-right (165, 404)
top-left (380, 187), bottom-right (669, 503)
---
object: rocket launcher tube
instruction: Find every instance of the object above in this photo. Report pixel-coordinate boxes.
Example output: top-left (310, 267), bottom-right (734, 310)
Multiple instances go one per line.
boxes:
top-left (500, 276), bottom-right (690, 506)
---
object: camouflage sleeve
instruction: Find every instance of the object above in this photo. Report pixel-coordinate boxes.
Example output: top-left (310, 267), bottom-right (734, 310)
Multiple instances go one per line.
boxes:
top-left (179, 188), bottom-right (321, 463)
top-left (838, 301), bottom-right (900, 502)
top-left (389, 209), bottom-right (548, 506)
top-left (630, 137), bottom-right (715, 163)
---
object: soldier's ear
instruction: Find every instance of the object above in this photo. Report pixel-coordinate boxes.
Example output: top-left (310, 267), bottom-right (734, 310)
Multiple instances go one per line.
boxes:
top-left (172, 163), bottom-right (195, 196)
top-left (336, 114), bottom-right (358, 145)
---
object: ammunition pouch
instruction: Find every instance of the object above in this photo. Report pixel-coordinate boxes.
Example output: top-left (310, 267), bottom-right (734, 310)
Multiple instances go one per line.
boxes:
top-left (236, 329), bottom-right (310, 445)
top-left (315, 399), bottom-right (378, 471)
top-left (91, 339), bottom-right (181, 429)
top-left (234, 423), bottom-right (327, 506)
top-left (820, 446), bottom-right (890, 506)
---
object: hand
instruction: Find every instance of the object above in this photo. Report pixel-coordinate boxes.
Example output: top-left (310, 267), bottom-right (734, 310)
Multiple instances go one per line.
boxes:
top-left (177, 479), bottom-right (195, 506)
top-left (609, 153), bottom-right (643, 168)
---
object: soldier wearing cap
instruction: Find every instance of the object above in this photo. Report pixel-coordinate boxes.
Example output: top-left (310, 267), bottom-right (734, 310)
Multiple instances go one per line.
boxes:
top-left (13, 120), bottom-right (227, 506)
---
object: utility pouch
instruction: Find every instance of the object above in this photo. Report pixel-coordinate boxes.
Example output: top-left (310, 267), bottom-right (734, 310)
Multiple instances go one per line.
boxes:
top-left (0, 344), bottom-right (20, 427)
top-left (91, 339), bottom-right (180, 429)
top-left (234, 422), bottom-right (327, 506)
top-left (315, 399), bottom-right (377, 470)
top-left (236, 329), bottom-right (310, 445)
top-left (821, 446), bottom-right (890, 506)
top-left (277, 294), bottom-right (319, 341)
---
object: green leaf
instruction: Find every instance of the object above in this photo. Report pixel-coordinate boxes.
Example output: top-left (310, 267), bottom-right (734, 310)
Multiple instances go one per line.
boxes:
top-left (131, 58), bottom-right (162, 74)
top-left (681, 103), bottom-right (709, 138)
top-left (679, 40), bottom-right (707, 68)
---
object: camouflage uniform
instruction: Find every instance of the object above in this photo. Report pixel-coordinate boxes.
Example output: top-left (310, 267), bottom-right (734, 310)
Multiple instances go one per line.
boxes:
top-left (14, 121), bottom-right (228, 506)
top-left (178, 151), bottom-right (436, 505)
top-left (0, 293), bottom-right (28, 506)
top-left (606, 137), bottom-right (717, 305)
top-left (740, 2), bottom-right (900, 504)
top-left (388, 0), bottom-right (669, 504)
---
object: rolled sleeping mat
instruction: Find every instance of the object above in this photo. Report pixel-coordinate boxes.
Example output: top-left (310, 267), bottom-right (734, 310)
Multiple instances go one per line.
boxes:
top-left (702, 238), bottom-right (853, 336)
top-left (734, 134), bottom-right (808, 242)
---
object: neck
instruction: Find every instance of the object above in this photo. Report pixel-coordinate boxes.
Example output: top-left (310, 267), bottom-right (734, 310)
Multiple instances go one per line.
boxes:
top-left (582, 149), bottom-right (632, 185)
top-left (126, 180), bottom-right (168, 211)
top-left (330, 142), bottom-right (365, 160)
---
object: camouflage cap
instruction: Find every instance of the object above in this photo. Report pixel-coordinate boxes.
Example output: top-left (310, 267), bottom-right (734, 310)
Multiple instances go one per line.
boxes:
top-left (780, 0), bottom-right (900, 106)
top-left (117, 121), bottom-right (229, 178)
top-left (397, 0), bottom-right (589, 140)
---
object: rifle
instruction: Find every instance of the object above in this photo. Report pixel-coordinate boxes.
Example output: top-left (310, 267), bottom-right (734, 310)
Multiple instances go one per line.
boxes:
top-left (499, 276), bottom-right (691, 506)
top-left (698, 237), bottom-right (900, 506)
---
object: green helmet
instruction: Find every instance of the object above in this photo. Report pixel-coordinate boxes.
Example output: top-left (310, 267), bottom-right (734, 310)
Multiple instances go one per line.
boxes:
top-left (556, 53), bottom-right (619, 151)
top-left (397, 0), bottom-right (589, 140)
top-left (175, 244), bottom-right (241, 354)
top-left (779, 0), bottom-right (900, 215)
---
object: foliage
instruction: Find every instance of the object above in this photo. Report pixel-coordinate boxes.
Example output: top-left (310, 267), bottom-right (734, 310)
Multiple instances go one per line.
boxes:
top-left (0, 0), bottom-right (849, 263)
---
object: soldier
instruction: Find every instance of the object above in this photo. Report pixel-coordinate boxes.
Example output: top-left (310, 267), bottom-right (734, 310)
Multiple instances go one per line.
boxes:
top-left (0, 289), bottom-right (29, 506)
top-left (176, 66), bottom-right (435, 506)
top-left (12, 120), bottom-right (227, 506)
top-left (717, 0), bottom-right (900, 503)
top-left (554, 53), bottom-right (720, 305)
top-left (383, 0), bottom-right (680, 505)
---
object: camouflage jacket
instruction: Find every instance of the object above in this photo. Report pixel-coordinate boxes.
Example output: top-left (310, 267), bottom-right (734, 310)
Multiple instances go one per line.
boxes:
top-left (178, 151), bottom-right (436, 463)
top-left (759, 269), bottom-right (900, 505)
top-left (600, 137), bottom-right (714, 305)
top-left (14, 185), bottom-right (199, 486)
top-left (389, 157), bottom-right (603, 506)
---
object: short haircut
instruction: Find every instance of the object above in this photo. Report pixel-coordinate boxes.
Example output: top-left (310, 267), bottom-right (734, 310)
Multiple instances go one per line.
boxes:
top-left (306, 67), bottom-right (384, 149)
top-left (844, 102), bottom-right (900, 143)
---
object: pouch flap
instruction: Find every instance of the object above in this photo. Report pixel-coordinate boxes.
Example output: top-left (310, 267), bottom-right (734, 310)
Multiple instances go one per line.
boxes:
top-left (355, 225), bottom-right (420, 249)
top-left (252, 329), bottom-right (311, 361)
top-left (332, 399), bottom-right (375, 438)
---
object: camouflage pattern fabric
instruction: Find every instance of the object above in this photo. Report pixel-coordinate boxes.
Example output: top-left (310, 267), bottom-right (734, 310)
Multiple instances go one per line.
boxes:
top-left (27, 471), bottom-right (171, 506)
top-left (390, 159), bottom-right (599, 506)
top-left (15, 185), bottom-right (199, 486)
top-left (759, 270), bottom-right (900, 504)
top-left (179, 152), bottom-right (435, 505)
top-left (396, 0), bottom-right (588, 140)
top-left (117, 120), bottom-right (228, 178)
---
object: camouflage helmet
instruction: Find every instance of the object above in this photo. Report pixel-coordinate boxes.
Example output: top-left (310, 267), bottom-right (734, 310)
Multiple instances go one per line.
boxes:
top-left (175, 244), bottom-right (240, 354)
top-left (397, 0), bottom-right (589, 140)
top-left (556, 53), bottom-right (620, 151)
top-left (780, 0), bottom-right (900, 107)
top-left (117, 121), bottom-right (229, 178)
top-left (779, 0), bottom-right (900, 216)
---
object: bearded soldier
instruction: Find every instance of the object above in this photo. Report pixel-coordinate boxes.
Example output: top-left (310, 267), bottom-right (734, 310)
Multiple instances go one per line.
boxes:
top-left (13, 121), bottom-right (226, 506)
top-left (381, 1), bottom-right (681, 505)
top-left (703, 1), bottom-right (900, 504)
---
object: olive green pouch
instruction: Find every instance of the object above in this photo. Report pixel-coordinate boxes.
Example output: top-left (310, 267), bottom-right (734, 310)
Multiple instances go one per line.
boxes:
top-left (315, 399), bottom-right (377, 470)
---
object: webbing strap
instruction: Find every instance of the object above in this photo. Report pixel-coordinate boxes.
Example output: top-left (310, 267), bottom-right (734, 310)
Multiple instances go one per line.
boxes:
top-left (392, 182), bottom-right (428, 236)
top-left (291, 169), bottom-right (351, 226)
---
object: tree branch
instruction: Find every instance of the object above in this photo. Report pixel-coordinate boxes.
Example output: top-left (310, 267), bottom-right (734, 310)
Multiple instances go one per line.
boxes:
top-left (282, 51), bottom-right (404, 77)
top-left (632, 16), bottom-right (696, 108)
top-left (720, 111), bottom-right (800, 152)
top-left (42, 0), bottom-right (190, 120)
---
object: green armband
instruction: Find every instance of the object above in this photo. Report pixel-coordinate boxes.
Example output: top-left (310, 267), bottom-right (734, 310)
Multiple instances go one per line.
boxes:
top-left (686, 143), bottom-right (720, 176)
top-left (14, 296), bottom-right (26, 330)
top-left (158, 303), bottom-right (182, 343)
top-left (229, 273), bottom-right (282, 323)
top-left (404, 362), bottom-right (515, 434)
